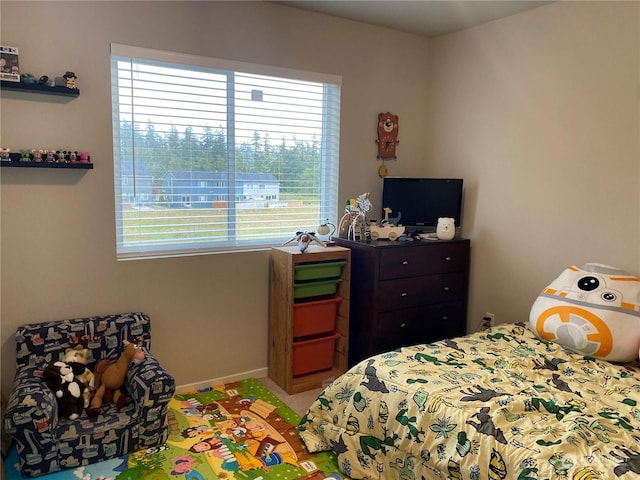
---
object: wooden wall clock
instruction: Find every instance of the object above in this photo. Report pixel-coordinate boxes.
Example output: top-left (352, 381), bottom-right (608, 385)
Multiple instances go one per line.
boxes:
top-left (376, 112), bottom-right (399, 159)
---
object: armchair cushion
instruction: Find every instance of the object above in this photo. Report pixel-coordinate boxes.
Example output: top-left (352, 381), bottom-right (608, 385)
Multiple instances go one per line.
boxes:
top-left (3, 312), bottom-right (175, 477)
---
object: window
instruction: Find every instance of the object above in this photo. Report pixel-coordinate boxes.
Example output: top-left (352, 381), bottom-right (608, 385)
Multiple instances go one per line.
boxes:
top-left (111, 44), bottom-right (341, 259)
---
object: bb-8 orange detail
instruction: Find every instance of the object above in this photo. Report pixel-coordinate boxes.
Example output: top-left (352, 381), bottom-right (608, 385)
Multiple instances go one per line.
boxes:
top-left (535, 305), bottom-right (613, 358)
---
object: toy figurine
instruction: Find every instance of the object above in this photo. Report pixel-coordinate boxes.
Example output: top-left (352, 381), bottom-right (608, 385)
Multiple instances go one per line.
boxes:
top-left (69, 151), bottom-right (77, 163)
top-left (382, 207), bottom-right (401, 226)
top-left (20, 149), bottom-right (31, 162)
top-left (338, 192), bottom-right (372, 240)
top-left (370, 209), bottom-right (406, 240)
top-left (20, 73), bottom-right (36, 84)
top-left (63, 71), bottom-right (77, 89)
top-left (0, 148), bottom-right (10, 161)
top-left (56, 150), bottom-right (66, 163)
top-left (45, 150), bottom-right (55, 162)
top-left (78, 151), bottom-right (90, 164)
top-left (31, 149), bottom-right (44, 162)
top-left (283, 231), bottom-right (326, 253)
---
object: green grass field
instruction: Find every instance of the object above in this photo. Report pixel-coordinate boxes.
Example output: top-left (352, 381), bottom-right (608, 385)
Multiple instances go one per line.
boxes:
top-left (122, 206), bottom-right (321, 245)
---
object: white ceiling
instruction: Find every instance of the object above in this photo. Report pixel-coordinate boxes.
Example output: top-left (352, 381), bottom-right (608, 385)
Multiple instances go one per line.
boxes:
top-left (275, 1), bottom-right (553, 38)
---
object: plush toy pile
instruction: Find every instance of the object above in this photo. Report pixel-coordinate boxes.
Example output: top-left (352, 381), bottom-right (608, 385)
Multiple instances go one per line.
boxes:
top-left (42, 341), bottom-right (143, 420)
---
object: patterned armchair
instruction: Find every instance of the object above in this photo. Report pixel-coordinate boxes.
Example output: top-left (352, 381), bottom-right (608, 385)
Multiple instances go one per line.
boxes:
top-left (3, 312), bottom-right (175, 477)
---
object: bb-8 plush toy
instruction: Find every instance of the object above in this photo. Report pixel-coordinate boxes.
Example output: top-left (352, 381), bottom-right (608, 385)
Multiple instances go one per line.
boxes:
top-left (529, 263), bottom-right (640, 362)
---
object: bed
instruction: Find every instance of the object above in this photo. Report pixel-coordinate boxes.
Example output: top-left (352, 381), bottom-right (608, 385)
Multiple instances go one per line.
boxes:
top-left (298, 323), bottom-right (640, 479)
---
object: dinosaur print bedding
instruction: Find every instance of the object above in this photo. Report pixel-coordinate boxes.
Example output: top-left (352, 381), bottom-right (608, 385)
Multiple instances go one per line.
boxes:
top-left (298, 323), bottom-right (640, 479)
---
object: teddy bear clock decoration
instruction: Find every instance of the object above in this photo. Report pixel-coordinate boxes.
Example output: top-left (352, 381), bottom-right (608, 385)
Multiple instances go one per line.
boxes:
top-left (376, 112), bottom-right (399, 178)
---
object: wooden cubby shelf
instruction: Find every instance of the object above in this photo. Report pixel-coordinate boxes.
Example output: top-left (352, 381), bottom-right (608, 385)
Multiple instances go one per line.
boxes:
top-left (269, 245), bottom-right (351, 394)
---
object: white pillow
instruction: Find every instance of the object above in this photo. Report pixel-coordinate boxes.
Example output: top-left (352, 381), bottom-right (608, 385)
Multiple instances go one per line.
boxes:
top-left (529, 263), bottom-right (640, 362)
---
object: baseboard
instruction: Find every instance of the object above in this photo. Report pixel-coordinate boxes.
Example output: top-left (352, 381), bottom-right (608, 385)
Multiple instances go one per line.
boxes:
top-left (175, 367), bottom-right (269, 394)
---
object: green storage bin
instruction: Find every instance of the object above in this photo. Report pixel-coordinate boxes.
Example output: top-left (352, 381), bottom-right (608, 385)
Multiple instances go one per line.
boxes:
top-left (294, 278), bottom-right (342, 299)
top-left (294, 260), bottom-right (347, 282)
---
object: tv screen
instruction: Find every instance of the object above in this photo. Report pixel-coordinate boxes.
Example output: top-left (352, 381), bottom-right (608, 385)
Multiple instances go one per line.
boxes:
top-left (381, 178), bottom-right (464, 232)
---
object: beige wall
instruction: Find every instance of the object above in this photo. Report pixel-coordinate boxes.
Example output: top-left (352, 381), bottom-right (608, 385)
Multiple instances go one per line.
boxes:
top-left (427, 1), bottom-right (640, 327)
top-left (2, 1), bottom-right (639, 397)
top-left (0, 1), bottom-right (430, 395)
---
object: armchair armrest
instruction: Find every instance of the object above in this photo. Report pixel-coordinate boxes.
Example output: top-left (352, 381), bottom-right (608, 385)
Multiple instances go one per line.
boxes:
top-left (4, 368), bottom-right (58, 475)
top-left (126, 352), bottom-right (175, 448)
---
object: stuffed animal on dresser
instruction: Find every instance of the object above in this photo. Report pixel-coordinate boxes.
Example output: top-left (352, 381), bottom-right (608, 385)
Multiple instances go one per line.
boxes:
top-left (436, 217), bottom-right (456, 240)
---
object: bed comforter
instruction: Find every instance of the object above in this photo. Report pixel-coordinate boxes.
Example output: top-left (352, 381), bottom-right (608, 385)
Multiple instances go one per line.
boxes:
top-left (298, 324), bottom-right (640, 479)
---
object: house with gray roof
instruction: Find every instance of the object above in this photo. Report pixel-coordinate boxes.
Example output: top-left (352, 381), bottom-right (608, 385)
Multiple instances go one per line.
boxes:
top-left (161, 171), bottom-right (280, 208)
top-left (120, 159), bottom-right (154, 206)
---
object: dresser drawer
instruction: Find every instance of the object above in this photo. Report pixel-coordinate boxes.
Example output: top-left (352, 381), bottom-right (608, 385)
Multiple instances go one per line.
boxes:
top-left (378, 272), bottom-right (467, 311)
top-left (375, 302), bottom-right (466, 353)
top-left (379, 242), bottom-right (469, 280)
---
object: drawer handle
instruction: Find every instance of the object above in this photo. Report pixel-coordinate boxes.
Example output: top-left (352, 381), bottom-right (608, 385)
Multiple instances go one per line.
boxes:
top-left (442, 316), bottom-right (449, 320)
top-left (443, 286), bottom-right (450, 291)
top-left (401, 292), bottom-right (408, 297)
top-left (402, 260), bottom-right (409, 265)
top-left (445, 256), bottom-right (452, 261)
top-left (400, 323), bottom-right (406, 328)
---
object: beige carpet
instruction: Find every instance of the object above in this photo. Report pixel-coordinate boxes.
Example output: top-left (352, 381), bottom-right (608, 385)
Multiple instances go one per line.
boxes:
top-left (258, 376), bottom-right (323, 416)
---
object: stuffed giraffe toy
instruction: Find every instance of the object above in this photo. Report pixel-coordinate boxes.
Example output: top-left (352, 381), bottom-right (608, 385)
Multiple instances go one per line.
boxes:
top-left (87, 340), bottom-right (145, 416)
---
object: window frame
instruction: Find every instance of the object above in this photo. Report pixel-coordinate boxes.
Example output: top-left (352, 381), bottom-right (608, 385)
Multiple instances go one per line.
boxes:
top-left (111, 44), bottom-right (341, 260)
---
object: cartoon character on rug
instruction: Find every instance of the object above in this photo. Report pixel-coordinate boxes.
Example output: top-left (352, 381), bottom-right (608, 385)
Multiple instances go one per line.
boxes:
top-left (87, 340), bottom-right (145, 416)
top-left (172, 454), bottom-right (206, 480)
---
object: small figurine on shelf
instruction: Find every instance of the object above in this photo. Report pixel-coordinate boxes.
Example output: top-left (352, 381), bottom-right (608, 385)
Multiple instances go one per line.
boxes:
top-left (0, 148), bottom-right (10, 161)
top-left (63, 71), bottom-right (77, 89)
top-left (69, 151), bottom-right (77, 163)
top-left (20, 149), bottom-right (31, 162)
top-left (45, 150), bottom-right (55, 162)
top-left (78, 151), bottom-right (90, 164)
top-left (31, 149), bottom-right (44, 162)
top-left (283, 230), bottom-right (326, 253)
top-left (20, 73), bottom-right (36, 84)
top-left (56, 150), bottom-right (66, 163)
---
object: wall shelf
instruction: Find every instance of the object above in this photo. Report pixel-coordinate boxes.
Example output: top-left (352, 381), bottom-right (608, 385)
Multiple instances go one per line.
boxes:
top-left (1, 161), bottom-right (92, 169)
top-left (0, 80), bottom-right (80, 97)
top-left (1, 153), bottom-right (92, 169)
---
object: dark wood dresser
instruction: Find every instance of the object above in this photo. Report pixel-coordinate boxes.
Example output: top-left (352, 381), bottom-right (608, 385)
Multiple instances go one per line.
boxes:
top-left (333, 237), bottom-right (470, 365)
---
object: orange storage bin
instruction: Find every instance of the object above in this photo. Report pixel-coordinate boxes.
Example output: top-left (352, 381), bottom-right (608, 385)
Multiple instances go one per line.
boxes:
top-left (292, 332), bottom-right (340, 376)
top-left (293, 296), bottom-right (342, 338)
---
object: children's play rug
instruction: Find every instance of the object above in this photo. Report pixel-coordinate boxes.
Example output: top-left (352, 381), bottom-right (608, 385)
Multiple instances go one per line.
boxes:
top-left (5, 378), bottom-right (348, 480)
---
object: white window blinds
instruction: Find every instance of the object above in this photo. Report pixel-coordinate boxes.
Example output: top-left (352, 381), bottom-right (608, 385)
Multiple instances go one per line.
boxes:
top-left (110, 44), bottom-right (341, 259)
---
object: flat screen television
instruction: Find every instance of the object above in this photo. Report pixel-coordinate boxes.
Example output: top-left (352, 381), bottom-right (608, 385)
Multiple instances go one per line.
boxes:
top-left (381, 177), bottom-right (464, 233)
